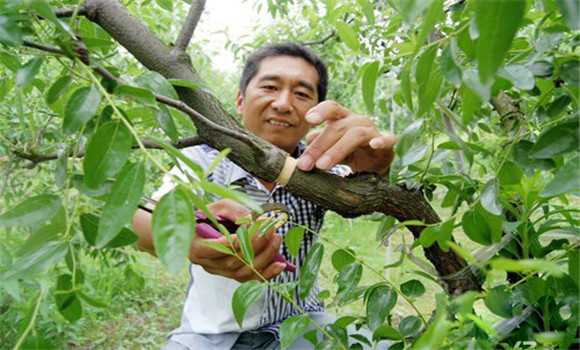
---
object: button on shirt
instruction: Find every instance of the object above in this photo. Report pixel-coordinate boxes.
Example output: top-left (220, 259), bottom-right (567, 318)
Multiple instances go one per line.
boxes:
top-left (153, 142), bottom-right (349, 347)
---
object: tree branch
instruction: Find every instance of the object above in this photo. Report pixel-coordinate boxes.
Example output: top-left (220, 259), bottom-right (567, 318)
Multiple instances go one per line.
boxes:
top-left (302, 31), bottom-right (336, 46)
top-left (54, 6), bottom-right (84, 17)
top-left (23, 40), bottom-right (65, 55)
top-left (12, 136), bottom-right (204, 164)
top-left (174, 0), bottom-right (206, 52)
top-left (72, 0), bottom-right (480, 294)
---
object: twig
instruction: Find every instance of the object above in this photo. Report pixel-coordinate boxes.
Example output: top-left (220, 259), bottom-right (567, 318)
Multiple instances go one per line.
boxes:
top-left (302, 31), bottom-right (336, 46)
top-left (54, 6), bottom-right (83, 17)
top-left (174, 0), bottom-right (206, 52)
top-left (12, 136), bottom-right (204, 164)
top-left (23, 40), bottom-right (65, 55)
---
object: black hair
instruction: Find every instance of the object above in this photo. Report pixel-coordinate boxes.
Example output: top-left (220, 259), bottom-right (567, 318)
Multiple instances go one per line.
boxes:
top-left (239, 42), bottom-right (328, 102)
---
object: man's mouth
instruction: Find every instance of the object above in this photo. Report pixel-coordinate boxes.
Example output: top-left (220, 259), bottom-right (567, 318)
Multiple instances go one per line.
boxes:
top-left (267, 120), bottom-right (292, 127)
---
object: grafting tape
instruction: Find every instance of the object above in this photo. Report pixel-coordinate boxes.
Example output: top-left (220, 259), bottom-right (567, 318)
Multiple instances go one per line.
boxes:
top-left (275, 156), bottom-right (298, 186)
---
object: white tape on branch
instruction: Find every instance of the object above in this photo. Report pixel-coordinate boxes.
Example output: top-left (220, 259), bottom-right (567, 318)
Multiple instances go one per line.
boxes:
top-left (275, 156), bottom-right (298, 186)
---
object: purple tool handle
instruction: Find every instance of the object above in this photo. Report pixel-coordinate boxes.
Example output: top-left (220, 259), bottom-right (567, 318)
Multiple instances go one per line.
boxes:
top-left (194, 211), bottom-right (295, 272)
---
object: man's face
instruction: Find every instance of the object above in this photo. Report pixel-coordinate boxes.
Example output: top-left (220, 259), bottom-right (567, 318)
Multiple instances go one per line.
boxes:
top-left (236, 55), bottom-right (319, 154)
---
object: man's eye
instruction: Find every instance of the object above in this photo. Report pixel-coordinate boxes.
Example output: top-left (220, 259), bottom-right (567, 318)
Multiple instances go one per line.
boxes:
top-left (262, 85), bottom-right (276, 91)
top-left (295, 91), bottom-right (310, 99)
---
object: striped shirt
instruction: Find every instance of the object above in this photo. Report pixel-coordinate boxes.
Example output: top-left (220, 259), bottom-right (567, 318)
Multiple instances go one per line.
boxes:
top-left (154, 142), bottom-right (349, 344)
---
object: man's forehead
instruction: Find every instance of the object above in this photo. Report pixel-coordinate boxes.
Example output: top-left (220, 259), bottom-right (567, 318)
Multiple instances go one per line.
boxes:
top-left (254, 55), bottom-right (319, 82)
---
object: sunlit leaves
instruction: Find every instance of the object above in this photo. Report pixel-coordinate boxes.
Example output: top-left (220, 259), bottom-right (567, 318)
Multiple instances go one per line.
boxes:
top-left (490, 257), bottom-right (565, 277)
top-left (366, 284), bottom-right (397, 331)
top-left (299, 243), bottom-right (324, 300)
top-left (63, 85), bottom-right (102, 134)
top-left (481, 179), bottom-right (502, 216)
top-left (83, 121), bottom-right (132, 188)
top-left (0, 15), bottom-right (22, 46)
top-left (475, 0), bottom-right (526, 85)
top-left (334, 20), bottom-right (360, 51)
top-left (232, 280), bottom-right (265, 328)
top-left (361, 61), bottom-right (379, 115)
top-left (96, 162), bottom-right (145, 248)
top-left (285, 227), bottom-right (305, 258)
top-left (152, 185), bottom-right (195, 274)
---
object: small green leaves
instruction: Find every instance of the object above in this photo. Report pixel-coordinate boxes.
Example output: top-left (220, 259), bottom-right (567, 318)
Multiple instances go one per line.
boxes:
top-left (232, 280), bottom-right (265, 328)
top-left (399, 316), bottom-right (422, 337)
top-left (285, 227), bottom-right (305, 258)
top-left (96, 162), bottom-right (145, 248)
top-left (280, 314), bottom-right (311, 350)
top-left (299, 243), bottom-right (324, 300)
top-left (152, 186), bottom-right (195, 274)
top-left (55, 274), bottom-right (83, 322)
top-left (331, 248), bottom-right (355, 271)
top-left (83, 121), bottom-right (132, 188)
top-left (335, 263), bottom-right (363, 303)
top-left (462, 203), bottom-right (503, 245)
top-left (334, 20), bottom-right (360, 51)
top-left (236, 225), bottom-right (255, 265)
top-left (16, 58), bottom-right (43, 89)
top-left (541, 155), bottom-right (580, 197)
top-left (372, 325), bottom-right (403, 342)
top-left (361, 61), bottom-right (380, 115)
top-left (63, 85), bottom-right (101, 134)
top-left (475, 0), bottom-right (526, 84)
top-left (401, 280), bottom-right (426, 298)
top-left (0, 194), bottom-right (61, 228)
top-left (366, 284), bottom-right (397, 331)
top-left (135, 71), bottom-right (178, 99)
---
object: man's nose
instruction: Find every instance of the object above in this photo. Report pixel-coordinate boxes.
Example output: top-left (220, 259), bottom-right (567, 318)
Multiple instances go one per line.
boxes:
top-left (271, 90), bottom-right (293, 114)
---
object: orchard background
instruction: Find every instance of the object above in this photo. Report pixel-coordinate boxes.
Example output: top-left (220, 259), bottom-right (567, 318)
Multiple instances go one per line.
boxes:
top-left (0, 0), bottom-right (578, 348)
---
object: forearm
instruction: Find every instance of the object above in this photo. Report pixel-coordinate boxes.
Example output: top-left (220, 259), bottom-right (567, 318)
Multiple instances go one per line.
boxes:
top-left (132, 207), bottom-right (157, 256)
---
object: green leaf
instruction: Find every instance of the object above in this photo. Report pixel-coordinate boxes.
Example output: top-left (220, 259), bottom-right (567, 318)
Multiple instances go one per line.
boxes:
top-left (439, 44), bottom-right (462, 87)
top-left (498, 65), bottom-right (534, 90)
top-left (484, 286), bottom-right (512, 318)
top-left (135, 71), bottom-right (178, 99)
top-left (395, 119), bottom-right (423, 158)
top-left (399, 316), bottom-right (421, 337)
top-left (1, 241), bottom-right (68, 280)
top-left (236, 225), bottom-right (255, 265)
top-left (331, 248), bottom-right (355, 271)
top-left (280, 314), bottom-right (311, 350)
top-left (498, 160), bottom-right (523, 185)
top-left (0, 16), bottom-right (23, 46)
top-left (490, 257), bottom-right (565, 277)
top-left (400, 0), bottom-right (430, 23)
top-left (460, 83), bottom-right (482, 125)
top-left (512, 140), bottom-right (556, 170)
top-left (412, 0), bottom-right (443, 57)
top-left (201, 182), bottom-right (261, 213)
top-left (411, 312), bottom-right (450, 349)
top-left (167, 79), bottom-right (210, 91)
top-left (299, 243), bottom-right (324, 300)
top-left (28, 0), bottom-right (73, 36)
top-left (155, 104), bottom-right (180, 142)
top-left (334, 20), bottom-right (360, 51)
top-left (63, 85), bottom-right (101, 134)
top-left (401, 279), bottom-right (426, 298)
top-left (285, 227), bottom-right (305, 258)
top-left (114, 85), bottom-right (156, 103)
top-left (558, 59), bottom-right (579, 87)
top-left (372, 325), bottom-right (404, 342)
top-left (77, 291), bottom-right (108, 308)
top-left (80, 213), bottom-right (137, 248)
top-left (416, 46), bottom-right (442, 116)
top-left (146, 135), bottom-right (204, 180)
top-left (55, 274), bottom-right (83, 322)
top-left (361, 61), bottom-right (379, 115)
top-left (16, 58), bottom-right (43, 89)
top-left (419, 217), bottom-right (454, 251)
top-left (46, 75), bottom-right (72, 105)
top-left (463, 68), bottom-right (489, 101)
top-left (530, 118), bottom-right (579, 159)
top-left (569, 250), bottom-right (579, 287)
top-left (462, 204), bottom-right (502, 245)
top-left (232, 280), bottom-right (266, 328)
top-left (17, 207), bottom-right (66, 257)
top-left (152, 185), bottom-right (195, 274)
top-left (475, 0), bottom-right (526, 84)
top-left (400, 64), bottom-right (414, 112)
top-left (72, 175), bottom-right (113, 200)
top-left (541, 155), bottom-right (580, 197)
top-left (366, 284), bottom-right (397, 331)
top-left (547, 96), bottom-right (572, 119)
top-left (96, 162), bottom-right (145, 248)
top-left (556, 0), bottom-right (579, 30)
top-left (335, 263), bottom-right (363, 303)
top-left (481, 179), bottom-right (502, 215)
top-left (200, 241), bottom-right (234, 255)
top-left (83, 121), bottom-right (132, 188)
top-left (0, 194), bottom-right (61, 228)
top-left (154, 0), bottom-right (173, 11)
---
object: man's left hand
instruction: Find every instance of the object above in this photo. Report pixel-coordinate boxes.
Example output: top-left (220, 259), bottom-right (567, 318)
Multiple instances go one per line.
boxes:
top-left (297, 101), bottom-right (397, 176)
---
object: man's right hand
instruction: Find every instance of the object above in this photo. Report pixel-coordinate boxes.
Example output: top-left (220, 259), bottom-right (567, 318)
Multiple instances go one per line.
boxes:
top-left (189, 199), bottom-right (287, 282)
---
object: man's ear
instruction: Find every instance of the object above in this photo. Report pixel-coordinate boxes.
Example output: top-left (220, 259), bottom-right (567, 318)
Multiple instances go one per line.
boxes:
top-left (236, 90), bottom-right (244, 115)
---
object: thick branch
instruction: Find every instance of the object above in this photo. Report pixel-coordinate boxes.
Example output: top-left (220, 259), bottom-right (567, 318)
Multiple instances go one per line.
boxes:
top-left (13, 136), bottom-right (203, 164)
top-left (76, 0), bottom-right (480, 294)
top-left (174, 0), bottom-right (206, 52)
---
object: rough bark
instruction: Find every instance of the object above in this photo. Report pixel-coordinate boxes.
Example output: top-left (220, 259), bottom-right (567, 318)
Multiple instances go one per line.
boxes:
top-left (78, 0), bottom-right (481, 294)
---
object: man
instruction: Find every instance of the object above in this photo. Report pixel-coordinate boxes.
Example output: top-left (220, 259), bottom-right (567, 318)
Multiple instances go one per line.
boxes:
top-left (133, 43), bottom-right (396, 349)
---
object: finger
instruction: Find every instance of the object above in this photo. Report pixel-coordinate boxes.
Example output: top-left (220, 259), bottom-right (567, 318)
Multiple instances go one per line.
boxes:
top-left (369, 134), bottom-right (398, 151)
top-left (191, 235), bottom-right (238, 260)
top-left (305, 101), bottom-right (350, 125)
top-left (207, 199), bottom-right (251, 223)
top-left (257, 262), bottom-right (287, 281)
top-left (252, 234), bottom-right (284, 271)
top-left (250, 226), bottom-right (277, 256)
top-left (315, 126), bottom-right (375, 171)
top-left (233, 234), bottom-right (283, 281)
top-left (305, 130), bottom-right (322, 145)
